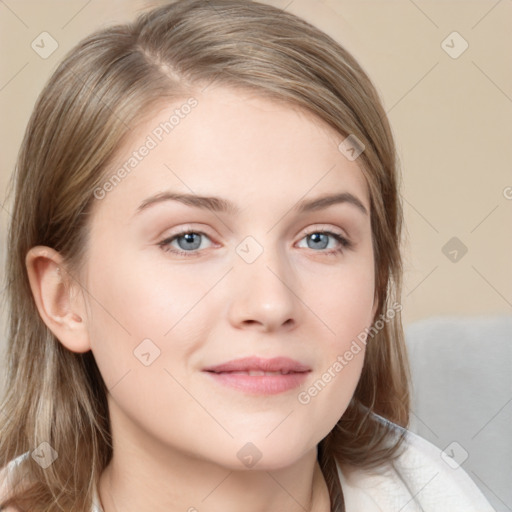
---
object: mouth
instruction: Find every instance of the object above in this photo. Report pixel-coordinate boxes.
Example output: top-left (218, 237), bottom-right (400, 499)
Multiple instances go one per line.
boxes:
top-left (202, 357), bottom-right (311, 395)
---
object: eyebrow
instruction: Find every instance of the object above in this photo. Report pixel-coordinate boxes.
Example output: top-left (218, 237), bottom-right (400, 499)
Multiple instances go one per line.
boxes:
top-left (135, 190), bottom-right (368, 217)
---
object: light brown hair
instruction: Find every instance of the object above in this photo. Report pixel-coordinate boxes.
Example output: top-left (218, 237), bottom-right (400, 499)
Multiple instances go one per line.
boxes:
top-left (0, 1), bottom-right (409, 510)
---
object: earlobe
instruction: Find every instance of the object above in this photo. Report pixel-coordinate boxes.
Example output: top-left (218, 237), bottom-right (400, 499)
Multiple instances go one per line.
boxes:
top-left (25, 246), bottom-right (91, 353)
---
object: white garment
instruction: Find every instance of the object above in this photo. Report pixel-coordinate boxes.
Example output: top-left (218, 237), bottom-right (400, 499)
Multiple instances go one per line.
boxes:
top-left (1, 430), bottom-right (495, 511)
top-left (337, 429), bottom-right (495, 511)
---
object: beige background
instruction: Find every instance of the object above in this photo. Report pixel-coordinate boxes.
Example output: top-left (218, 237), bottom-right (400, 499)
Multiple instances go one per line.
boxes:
top-left (0, 2), bottom-right (511, 353)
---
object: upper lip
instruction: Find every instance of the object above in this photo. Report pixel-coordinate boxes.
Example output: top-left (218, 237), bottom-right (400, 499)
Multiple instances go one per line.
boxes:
top-left (203, 356), bottom-right (311, 374)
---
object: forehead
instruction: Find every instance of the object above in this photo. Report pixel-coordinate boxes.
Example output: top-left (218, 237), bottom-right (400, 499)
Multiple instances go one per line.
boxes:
top-left (93, 86), bottom-right (370, 218)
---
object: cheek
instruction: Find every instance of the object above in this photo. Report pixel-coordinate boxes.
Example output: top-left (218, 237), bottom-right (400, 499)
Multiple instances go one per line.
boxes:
top-left (83, 254), bottom-right (206, 432)
top-left (311, 257), bottom-right (376, 347)
top-left (83, 248), bottom-right (217, 385)
top-left (87, 244), bottom-right (196, 332)
top-left (297, 323), bottom-right (368, 444)
top-left (296, 259), bottom-right (375, 433)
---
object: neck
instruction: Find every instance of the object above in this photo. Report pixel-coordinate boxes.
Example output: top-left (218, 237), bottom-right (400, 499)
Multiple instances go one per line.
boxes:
top-left (99, 455), bottom-right (330, 512)
top-left (97, 406), bottom-right (331, 512)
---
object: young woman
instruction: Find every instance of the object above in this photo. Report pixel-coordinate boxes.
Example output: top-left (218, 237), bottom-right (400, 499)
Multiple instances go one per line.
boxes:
top-left (0, 1), bottom-right (495, 511)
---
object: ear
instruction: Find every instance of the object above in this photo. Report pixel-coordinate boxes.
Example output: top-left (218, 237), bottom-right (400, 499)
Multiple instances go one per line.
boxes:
top-left (25, 246), bottom-right (91, 353)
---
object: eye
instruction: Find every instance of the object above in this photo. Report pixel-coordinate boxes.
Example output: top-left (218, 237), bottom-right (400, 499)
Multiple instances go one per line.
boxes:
top-left (158, 227), bottom-right (352, 258)
top-left (297, 229), bottom-right (352, 256)
top-left (158, 230), bottom-right (214, 257)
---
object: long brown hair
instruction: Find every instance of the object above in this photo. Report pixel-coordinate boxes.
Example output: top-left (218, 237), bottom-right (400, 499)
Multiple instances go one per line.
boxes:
top-left (0, 1), bottom-right (409, 510)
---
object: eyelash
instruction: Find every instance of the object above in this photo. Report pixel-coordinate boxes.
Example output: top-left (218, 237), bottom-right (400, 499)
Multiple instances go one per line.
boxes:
top-left (158, 228), bottom-right (352, 258)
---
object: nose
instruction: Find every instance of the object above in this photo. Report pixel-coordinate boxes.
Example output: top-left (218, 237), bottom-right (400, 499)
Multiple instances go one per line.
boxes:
top-left (227, 241), bottom-right (300, 333)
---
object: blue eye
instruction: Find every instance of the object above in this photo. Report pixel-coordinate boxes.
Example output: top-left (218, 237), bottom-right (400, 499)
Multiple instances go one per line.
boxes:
top-left (159, 231), bottom-right (212, 257)
top-left (158, 229), bottom-right (351, 257)
top-left (299, 231), bottom-right (352, 256)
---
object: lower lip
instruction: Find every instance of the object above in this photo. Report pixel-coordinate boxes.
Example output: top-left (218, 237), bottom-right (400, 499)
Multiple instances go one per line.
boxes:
top-left (204, 371), bottom-right (309, 395)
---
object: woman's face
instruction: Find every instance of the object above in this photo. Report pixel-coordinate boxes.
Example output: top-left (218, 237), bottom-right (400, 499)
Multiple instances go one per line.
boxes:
top-left (82, 87), bottom-right (377, 470)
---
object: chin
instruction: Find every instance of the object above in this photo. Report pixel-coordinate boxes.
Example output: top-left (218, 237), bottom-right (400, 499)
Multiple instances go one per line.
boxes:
top-left (223, 431), bottom-right (318, 472)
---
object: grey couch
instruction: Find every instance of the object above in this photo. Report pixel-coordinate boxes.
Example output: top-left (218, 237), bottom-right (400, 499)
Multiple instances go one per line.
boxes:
top-left (405, 315), bottom-right (512, 512)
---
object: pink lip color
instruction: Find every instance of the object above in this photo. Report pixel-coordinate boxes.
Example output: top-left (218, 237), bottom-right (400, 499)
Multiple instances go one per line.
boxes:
top-left (202, 357), bottom-right (311, 395)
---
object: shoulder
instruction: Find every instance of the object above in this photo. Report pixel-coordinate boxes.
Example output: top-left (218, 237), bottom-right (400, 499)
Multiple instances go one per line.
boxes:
top-left (336, 428), bottom-right (495, 512)
top-left (0, 452), bottom-right (30, 512)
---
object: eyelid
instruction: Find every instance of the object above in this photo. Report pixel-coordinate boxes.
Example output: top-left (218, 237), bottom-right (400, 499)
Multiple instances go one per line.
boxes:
top-left (302, 224), bottom-right (349, 238)
top-left (160, 223), bottom-right (216, 239)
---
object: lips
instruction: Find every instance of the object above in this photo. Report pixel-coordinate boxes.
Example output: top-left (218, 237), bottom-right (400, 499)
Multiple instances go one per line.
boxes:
top-left (203, 357), bottom-right (311, 395)
top-left (203, 356), bottom-right (311, 374)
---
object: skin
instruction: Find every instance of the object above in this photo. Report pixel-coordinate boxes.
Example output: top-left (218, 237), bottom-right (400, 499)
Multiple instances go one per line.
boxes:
top-left (26, 86), bottom-right (377, 511)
